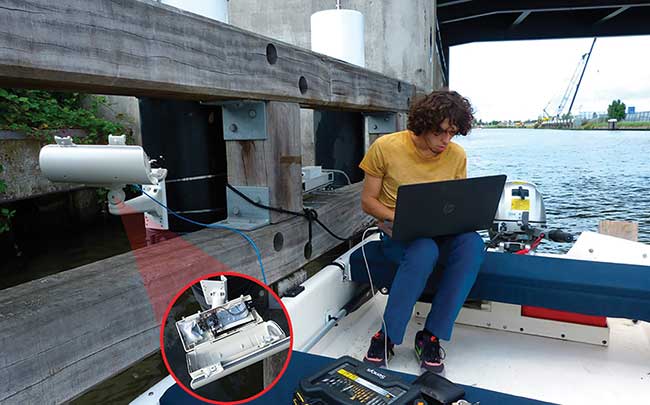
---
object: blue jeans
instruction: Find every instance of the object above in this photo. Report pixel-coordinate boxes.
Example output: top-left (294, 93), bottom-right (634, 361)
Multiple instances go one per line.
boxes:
top-left (381, 232), bottom-right (485, 343)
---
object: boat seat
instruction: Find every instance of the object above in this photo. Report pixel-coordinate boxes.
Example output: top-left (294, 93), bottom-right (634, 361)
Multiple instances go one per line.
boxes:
top-left (349, 240), bottom-right (650, 322)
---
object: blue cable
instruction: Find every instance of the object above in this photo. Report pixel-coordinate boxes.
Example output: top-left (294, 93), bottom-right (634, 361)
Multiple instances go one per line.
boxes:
top-left (134, 185), bottom-right (267, 284)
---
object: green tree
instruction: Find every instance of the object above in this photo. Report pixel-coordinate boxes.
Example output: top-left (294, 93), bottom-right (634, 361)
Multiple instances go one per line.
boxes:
top-left (607, 99), bottom-right (626, 120)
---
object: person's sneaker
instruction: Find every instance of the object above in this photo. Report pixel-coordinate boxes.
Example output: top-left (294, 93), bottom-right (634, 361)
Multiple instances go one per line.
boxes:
top-left (363, 331), bottom-right (394, 367)
top-left (414, 330), bottom-right (445, 373)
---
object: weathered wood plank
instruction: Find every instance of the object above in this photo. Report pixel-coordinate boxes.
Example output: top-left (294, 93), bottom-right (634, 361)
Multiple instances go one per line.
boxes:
top-left (266, 102), bottom-right (303, 222)
top-left (0, 0), bottom-right (414, 112)
top-left (598, 220), bottom-right (638, 241)
top-left (226, 102), bottom-right (302, 223)
top-left (0, 183), bottom-right (371, 404)
top-left (263, 351), bottom-right (289, 388)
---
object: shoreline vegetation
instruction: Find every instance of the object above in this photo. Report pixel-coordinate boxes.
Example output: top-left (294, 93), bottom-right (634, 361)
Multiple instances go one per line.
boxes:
top-left (475, 121), bottom-right (650, 130)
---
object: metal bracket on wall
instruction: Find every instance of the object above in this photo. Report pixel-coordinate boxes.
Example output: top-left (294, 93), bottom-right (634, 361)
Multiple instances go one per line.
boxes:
top-left (221, 101), bottom-right (268, 140)
top-left (217, 186), bottom-right (270, 230)
top-left (365, 113), bottom-right (397, 134)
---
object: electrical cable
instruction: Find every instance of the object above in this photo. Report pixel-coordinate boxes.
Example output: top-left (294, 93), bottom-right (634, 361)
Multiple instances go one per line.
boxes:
top-left (225, 183), bottom-right (349, 242)
top-left (133, 185), bottom-right (268, 284)
top-left (322, 169), bottom-right (352, 185)
top-left (361, 226), bottom-right (389, 368)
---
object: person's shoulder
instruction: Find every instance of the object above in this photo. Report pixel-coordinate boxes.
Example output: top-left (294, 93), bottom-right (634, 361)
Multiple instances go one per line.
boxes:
top-left (374, 130), bottom-right (411, 149)
top-left (447, 141), bottom-right (466, 158)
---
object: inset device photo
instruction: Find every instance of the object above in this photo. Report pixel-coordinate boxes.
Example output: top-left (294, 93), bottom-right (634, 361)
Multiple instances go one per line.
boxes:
top-left (160, 272), bottom-right (292, 403)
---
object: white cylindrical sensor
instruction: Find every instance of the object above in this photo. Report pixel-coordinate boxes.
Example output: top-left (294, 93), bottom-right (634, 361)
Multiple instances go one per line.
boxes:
top-left (161, 0), bottom-right (229, 23)
top-left (311, 9), bottom-right (365, 67)
top-left (39, 144), bottom-right (159, 185)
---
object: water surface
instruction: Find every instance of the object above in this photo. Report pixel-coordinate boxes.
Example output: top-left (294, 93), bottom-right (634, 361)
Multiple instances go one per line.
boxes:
top-left (456, 128), bottom-right (650, 251)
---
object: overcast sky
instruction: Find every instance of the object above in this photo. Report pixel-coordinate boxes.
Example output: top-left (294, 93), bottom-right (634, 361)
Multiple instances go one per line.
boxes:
top-left (450, 35), bottom-right (650, 122)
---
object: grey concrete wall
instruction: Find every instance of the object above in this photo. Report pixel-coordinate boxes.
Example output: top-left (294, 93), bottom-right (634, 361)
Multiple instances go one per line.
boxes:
top-left (229, 0), bottom-right (439, 165)
top-left (82, 95), bottom-right (142, 145)
top-left (100, 96), bottom-right (142, 145)
top-left (0, 134), bottom-right (85, 203)
top-left (229, 0), bottom-right (437, 91)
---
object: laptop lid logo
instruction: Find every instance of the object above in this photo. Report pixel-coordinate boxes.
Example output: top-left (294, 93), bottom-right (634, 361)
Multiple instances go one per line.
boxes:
top-left (443, 202), bottom-right (455, 215)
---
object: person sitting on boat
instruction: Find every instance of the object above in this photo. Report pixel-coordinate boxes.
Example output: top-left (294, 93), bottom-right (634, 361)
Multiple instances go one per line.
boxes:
top-left (359, 90), bottom-right (484, 373)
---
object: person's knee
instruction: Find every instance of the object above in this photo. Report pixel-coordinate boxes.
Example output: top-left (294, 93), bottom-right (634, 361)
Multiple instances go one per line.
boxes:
top-left (406, 238), bottom-right (439, 264)
top-left (458, 232), bottom-right (485, 255)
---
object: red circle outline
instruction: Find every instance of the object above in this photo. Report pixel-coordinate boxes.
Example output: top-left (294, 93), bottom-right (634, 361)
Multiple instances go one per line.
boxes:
top-left (159, 271), bottom-right (294, 404)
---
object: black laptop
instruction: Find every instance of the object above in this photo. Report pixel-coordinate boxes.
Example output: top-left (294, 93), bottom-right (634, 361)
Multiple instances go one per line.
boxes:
top-left (391, 175), bottom-right (506, 241)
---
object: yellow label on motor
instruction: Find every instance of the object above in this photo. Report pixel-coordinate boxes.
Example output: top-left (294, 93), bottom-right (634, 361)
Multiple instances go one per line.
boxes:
top-left (511, 199), bottom-right (530, 211)
top-left (337, 369), bottom-right (358, 381)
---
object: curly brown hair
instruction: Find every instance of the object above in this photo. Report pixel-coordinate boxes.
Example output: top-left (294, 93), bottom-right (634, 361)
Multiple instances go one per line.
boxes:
top-left (407, 90), bottom-right (474, 136)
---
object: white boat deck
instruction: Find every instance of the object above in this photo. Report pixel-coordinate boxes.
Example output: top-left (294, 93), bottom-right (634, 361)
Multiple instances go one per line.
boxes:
top-left (307, 294), bottom-right (650, 405)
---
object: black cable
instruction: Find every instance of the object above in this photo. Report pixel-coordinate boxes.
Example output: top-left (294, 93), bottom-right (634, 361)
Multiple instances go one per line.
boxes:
top-left (225, 183), bottom-right (349, 242)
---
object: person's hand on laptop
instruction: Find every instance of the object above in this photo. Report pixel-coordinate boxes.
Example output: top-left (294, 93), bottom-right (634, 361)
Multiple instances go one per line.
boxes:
top-left (377, 219), bottom-right (393, 237)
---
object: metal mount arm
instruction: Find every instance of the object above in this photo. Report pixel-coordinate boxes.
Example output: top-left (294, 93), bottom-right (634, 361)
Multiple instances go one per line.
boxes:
top-left (107, 168), bottom-right (169, 230)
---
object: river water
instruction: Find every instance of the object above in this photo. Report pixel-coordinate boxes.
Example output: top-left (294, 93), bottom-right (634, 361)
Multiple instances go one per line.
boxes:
top-left (456, 128), bottom-right (650, 252)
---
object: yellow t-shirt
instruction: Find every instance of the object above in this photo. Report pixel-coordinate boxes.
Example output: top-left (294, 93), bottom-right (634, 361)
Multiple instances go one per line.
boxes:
top-left (359, 130), bottom-right (467, 209)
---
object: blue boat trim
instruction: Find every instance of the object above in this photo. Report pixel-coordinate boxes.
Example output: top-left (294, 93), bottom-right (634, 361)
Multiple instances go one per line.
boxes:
top-left (349, 241), bottom-right (650, 322)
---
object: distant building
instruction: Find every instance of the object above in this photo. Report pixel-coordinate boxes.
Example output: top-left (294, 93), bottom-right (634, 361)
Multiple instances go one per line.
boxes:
top-left (628, 106), bottom-right (636, 114)
top-left (625, 111), bottom-right (650, 122)
top-left (575, 111), bottom-right (604, 120)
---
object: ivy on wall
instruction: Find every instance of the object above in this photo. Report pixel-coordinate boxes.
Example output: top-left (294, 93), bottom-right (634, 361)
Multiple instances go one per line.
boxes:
top-left (0, 88), bottom-right (130, 144)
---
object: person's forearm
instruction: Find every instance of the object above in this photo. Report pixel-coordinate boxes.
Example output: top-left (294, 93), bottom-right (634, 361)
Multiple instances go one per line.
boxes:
top-left (361, 196), bottom-right (395, 222)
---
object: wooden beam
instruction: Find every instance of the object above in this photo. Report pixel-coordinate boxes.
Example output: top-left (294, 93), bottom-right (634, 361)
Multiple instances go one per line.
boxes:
top-left (226, 102), bottom-right (303, 223)
top-left (0, 183), bottom-right (371, 404)
top-left (0, 0), bottom-right (414, 113)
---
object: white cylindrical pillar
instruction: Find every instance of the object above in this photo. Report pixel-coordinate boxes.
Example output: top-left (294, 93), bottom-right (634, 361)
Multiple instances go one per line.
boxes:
top-left (161, 0), bottom-right (229, 23)
top-left (311, 9), bottom-right (365, 67)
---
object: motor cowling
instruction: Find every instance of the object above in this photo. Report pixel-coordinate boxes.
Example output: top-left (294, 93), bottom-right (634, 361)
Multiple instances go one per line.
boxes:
top-left (491, 181), bottom-right (547, 244)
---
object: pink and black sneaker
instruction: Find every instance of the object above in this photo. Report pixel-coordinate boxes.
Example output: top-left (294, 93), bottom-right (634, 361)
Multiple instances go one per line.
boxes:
top-left (414, 330), bottom-right (445, 373)
top-left (363, 331), bottom-right (394, 367)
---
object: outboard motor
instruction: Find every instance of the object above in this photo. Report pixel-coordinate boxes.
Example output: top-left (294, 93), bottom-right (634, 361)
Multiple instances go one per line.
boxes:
top-left (489, 181), bottom-right (572, 253)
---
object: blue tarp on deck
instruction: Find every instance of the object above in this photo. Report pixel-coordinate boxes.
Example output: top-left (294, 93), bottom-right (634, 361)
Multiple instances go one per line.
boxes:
top-left (160, 351), bottom-right (557, 405)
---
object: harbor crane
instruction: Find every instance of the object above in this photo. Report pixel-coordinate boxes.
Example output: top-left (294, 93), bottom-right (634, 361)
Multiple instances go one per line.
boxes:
top-left (543, 38), bottom-right (597, 120)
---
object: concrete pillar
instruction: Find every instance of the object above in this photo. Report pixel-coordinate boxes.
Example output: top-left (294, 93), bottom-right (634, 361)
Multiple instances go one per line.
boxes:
top-left (93, 96), bottom-right (142, 145)
top-left (80, 95), bottom-right (141, 145)
top-left (229, 1), bottom-right (439, 164)
top-left (229, 0), bottom-right (437, 91)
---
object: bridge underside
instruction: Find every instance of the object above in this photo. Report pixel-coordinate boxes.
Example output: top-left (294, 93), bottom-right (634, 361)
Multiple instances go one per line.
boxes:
top-left (437, 0), bottom-right (650, 80)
